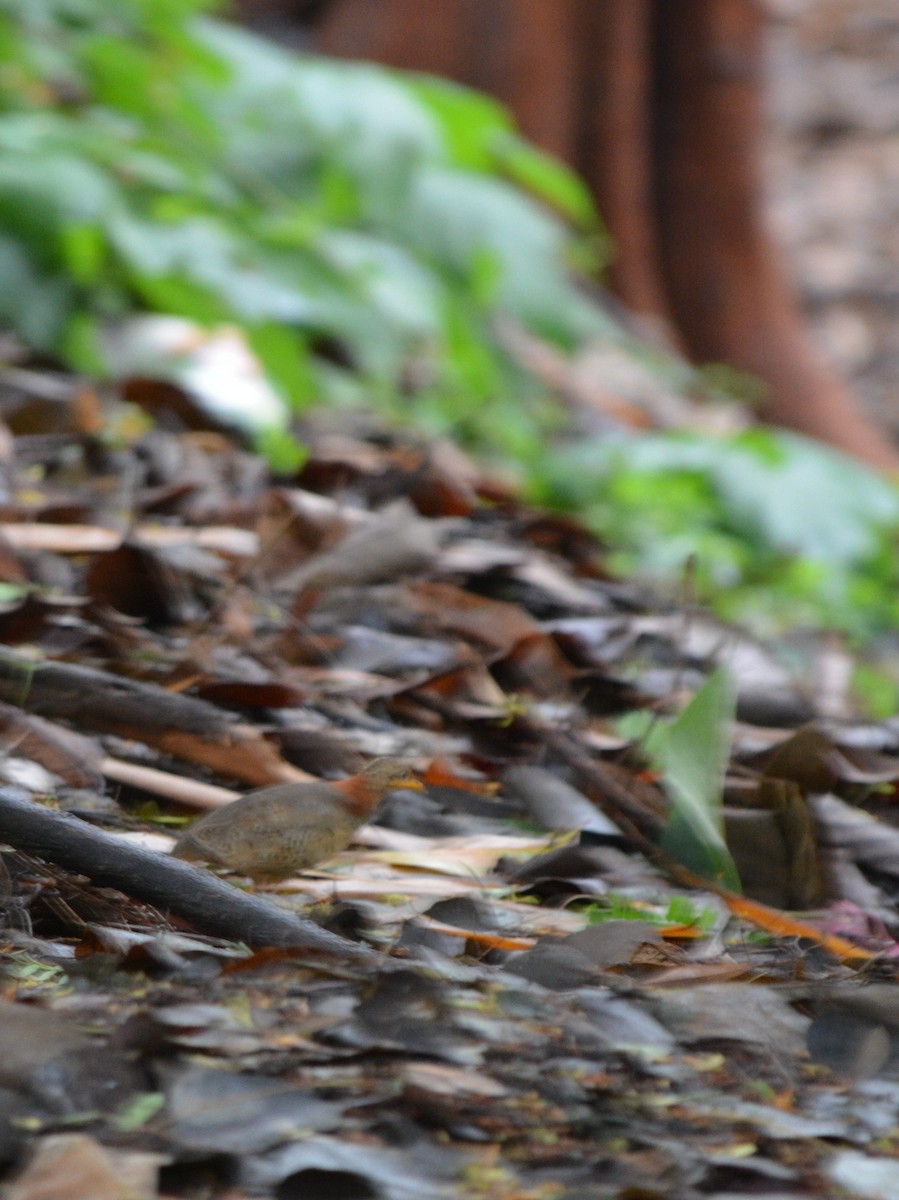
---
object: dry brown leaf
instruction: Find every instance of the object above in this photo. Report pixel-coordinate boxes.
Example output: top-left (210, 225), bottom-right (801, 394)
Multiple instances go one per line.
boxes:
top-left (151, 726), bottom-right (308, 788)
top-left (0, 705), bottom-right (103, 788)
top-left (401, 580), bottom-right (541, 655)
top-left (5, 1134), bottom-right (165, 1200)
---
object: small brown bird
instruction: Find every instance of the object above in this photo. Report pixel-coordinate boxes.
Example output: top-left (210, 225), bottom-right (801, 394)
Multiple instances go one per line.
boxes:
top-left (171, 758), bottom-right (423, 882)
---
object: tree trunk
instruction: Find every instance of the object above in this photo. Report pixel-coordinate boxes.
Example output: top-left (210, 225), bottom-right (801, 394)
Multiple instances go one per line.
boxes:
top-left (573, 0), bottom-right (675, 332)
top-left (247, 0), bottom-right (899, 471)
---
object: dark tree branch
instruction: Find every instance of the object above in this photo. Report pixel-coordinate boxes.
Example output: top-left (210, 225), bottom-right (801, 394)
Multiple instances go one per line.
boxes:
top-left (0, 788), bottom-right (373, 958)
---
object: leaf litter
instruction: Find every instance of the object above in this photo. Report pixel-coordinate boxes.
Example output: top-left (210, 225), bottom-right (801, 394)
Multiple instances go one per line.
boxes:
top-left (2, 382), bottom-right (899, 1197)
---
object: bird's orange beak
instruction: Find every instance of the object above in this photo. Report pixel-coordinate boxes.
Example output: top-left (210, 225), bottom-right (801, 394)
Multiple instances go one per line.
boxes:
top-left (396, 777), bottom-right (425, 792)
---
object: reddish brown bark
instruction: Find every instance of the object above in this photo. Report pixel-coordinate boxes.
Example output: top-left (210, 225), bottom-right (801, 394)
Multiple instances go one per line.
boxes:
top-left (573, 0), bottom-right (674, 328)
top-left (317, 0), bottom-right (471, 81)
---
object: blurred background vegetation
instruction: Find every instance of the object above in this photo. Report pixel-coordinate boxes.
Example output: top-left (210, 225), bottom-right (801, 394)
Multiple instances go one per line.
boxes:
top-left (4, 0), bottom-right (899, 708)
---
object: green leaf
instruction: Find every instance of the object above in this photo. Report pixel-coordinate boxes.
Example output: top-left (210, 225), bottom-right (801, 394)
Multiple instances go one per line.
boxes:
top-left (407, 75), bottom-right (512, 170)
top-left (851, 663), bottom-right (899, 722)
top-left (61, 310), bottom-right (106, 372)
top-left (59, 221), bottom-right (105, 284)
top-left (197, 19), bottom-right (441, 187)
top-left (254, 425), bottom-right (307, 475)
top-left (245, 322), bottom-right (315, 412)
top-left (0, 234), bottom-right (75, 346)
top-left (112, 1092), bottom-right (166, 1133)
top-left (0, 152), bottom-right (116, 262)
top-left (593, 429), bottom-right (899, 565)
top-left (319, 230), bottom-right (442, 340)
top-left (493, 132), bottom-right (598, 229)
top-left (711, 430), bottom-right (899, 564)
top-left (0, 582), bottom-right (29, 603)
top-left (399, 165), bottom-right (602, 343)
top-left (654, 669), bottom-right (741, 890)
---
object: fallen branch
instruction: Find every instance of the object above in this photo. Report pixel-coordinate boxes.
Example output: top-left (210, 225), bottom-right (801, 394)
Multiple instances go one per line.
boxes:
top-left (0, 787), bottom-right (373, 958)
top-left (0, 649), bottom-right (307, 787)
top-left (0, 521), bottom-right (259, 556)
top-left (101, 756), bottom-right (239, 810)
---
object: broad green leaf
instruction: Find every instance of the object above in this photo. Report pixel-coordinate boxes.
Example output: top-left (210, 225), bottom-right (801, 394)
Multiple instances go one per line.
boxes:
top-left (320, 230), bottom-right (441, 337)
top-left (110, 214), bottom-right (315, 324)
top-left (711, 430), bottom-right (899, 564)
top-left (590, 429), bottom-right (899, 565)
top-left (0, 234), bottom-right (75, 345)
top-left (0, 153), bottom-right (116, 259)
top-left (61, 310), bottom-right (106, 373)
top-left (112, 1092), bottom-right (166, 1133)
top-left (0, 583), bottom-right (29, 603)
top-left (493, 132), bottom-right (598, 229)
top-left (255, 425), bottom-right (307, 475)
top-left (400, 166), bottom-right (602, 343)
top-left (246, 322), bottom-right (316, 411)
top-left (654, 669), bottom-right (741, 890)
top-left (408, 75), bottom-right (513, 170)
top-left (197, 19), bottom-right (441, 182)
top-left (59, 221), bottom-right (105, 284)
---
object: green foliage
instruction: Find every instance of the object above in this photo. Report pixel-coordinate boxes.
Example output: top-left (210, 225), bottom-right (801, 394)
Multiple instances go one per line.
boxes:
top-left (0, 0), bottom-right (605, 457)
top-left (583, 892), bottom-right (718, 931)
top-left (851, 662), bottom-right (899, 720)
top-left (112, 1092), bottom-right (167, 1133)
top-left (535, 427), bottom-right (899, 644)
top-left (664, 894), bottom-right (719, 931)
top-left (644, 668), bottom-right (741, 890)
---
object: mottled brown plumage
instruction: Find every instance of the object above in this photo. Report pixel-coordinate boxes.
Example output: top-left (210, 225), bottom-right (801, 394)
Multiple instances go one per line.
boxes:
top-left (172, 759), bottom-right (422, 882)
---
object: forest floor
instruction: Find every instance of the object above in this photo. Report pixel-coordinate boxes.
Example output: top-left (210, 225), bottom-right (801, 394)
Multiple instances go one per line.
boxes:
top-left (1, 374), bottom-right (899, 1198)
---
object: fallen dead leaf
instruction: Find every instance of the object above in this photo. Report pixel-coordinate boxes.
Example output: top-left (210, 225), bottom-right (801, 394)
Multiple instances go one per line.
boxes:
top-left (4, 1134), bottom-right (166, 1200)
